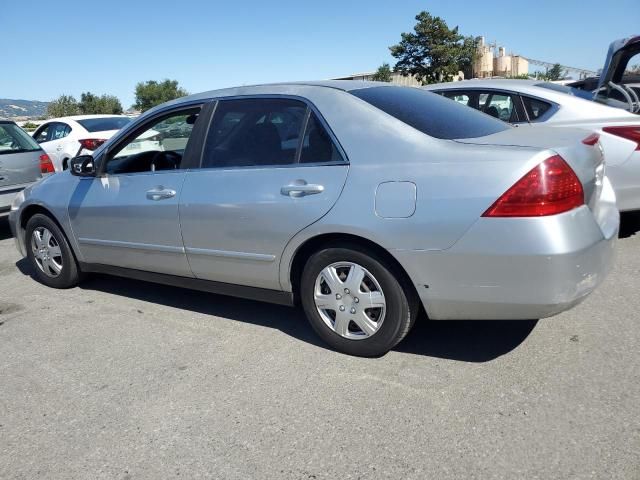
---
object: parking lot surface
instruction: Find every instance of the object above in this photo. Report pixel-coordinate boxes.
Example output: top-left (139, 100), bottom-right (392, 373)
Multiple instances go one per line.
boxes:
top-left (1, 215), bottom-right (639, 479)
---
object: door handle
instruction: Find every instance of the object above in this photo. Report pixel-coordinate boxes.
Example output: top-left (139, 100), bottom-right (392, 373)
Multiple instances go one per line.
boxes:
top-left (146, 187), bottom-right (176, 201)
top-left (281, 181), bottom-right (324, 198)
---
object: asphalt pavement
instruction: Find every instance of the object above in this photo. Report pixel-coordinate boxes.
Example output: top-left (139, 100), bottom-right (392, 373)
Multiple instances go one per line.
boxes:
top-left (1, 214), bottom-right (639, 479)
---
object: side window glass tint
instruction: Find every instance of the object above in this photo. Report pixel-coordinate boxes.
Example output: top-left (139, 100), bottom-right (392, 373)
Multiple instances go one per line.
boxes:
top-left (442, 92), bottom-right (470, 106)
top-left (522, 96), bottom-right (552, 120)
top-left (203, 98), bottom-right (306, 168)
top-left (106, 107), bottom-right (201, 174)
top-left (300, 113), bottom-right (343, 164)
top-left (481, 93), bottom-right (515, 121)
top-left (51, 123), bottom-right (69, 140)
top-left (34, 125), bottom-right (50, 143)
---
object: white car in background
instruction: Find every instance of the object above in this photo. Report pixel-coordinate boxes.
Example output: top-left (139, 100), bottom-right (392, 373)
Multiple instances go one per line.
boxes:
top-left (32, 115), bottom-right (161, 171)
top-left (424, 79), bottom-right (640, 211)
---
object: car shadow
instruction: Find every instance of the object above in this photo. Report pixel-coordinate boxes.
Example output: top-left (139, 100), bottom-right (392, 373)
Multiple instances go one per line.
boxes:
top-left (619, 211), bottom-right (640, 239)
top-left (15, 257), bottom-right (537, 362)
top-left (0, 217), bottom-right (13, 241)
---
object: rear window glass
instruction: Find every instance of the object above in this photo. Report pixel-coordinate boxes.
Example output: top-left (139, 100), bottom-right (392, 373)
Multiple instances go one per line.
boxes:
top-left (534, 83), bottom-right (594, 100)
top-left (350, 86), bottom-right (509, 139)
top-left (0, 122), bottom-right (41, 155)
top-left (522, 96), bottom-right (553, 120)
top-left (77, 117), bottom-right (131, 132)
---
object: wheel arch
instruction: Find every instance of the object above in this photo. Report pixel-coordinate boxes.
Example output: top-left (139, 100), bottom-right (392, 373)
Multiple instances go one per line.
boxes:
top-left (19, 204), bottom-right (80, 262)
top-left (288, 232), bottom-right (421, 310)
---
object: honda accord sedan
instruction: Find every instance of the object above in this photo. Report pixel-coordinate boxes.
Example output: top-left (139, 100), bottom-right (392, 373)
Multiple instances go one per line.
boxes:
top-left (9, 81), bottom-right (619, 356)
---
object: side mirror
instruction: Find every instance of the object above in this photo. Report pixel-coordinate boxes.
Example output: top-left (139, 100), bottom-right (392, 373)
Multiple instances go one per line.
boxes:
top-left (70, 155), bottom-right (96, 177)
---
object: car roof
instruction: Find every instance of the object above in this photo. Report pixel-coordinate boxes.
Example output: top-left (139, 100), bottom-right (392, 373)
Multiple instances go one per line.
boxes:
top-left (168, 80), bottom-right (398, 104)
top-left (140, 80), bottom-right (411, 118)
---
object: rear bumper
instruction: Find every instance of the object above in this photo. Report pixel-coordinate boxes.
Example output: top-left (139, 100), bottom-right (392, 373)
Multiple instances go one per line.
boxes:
top-left (0, 184), bottom-right (30, 211)
top-left (392, 182), bottom-right (619, 320)
top-left (607, 157), bottom-right (640, 212)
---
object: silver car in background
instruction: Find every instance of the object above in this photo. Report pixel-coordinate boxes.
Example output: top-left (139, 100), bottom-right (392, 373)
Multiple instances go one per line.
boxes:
top-left (424, 79), bottom-right (640, 211)
top-left (9, 82), bottom-right (618, 356)
top-left (0, 120), bottom-right (48, 216)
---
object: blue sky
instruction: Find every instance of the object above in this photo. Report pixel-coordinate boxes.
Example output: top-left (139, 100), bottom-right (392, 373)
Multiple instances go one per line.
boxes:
top-left (2, 0), bottom-right (638, 107)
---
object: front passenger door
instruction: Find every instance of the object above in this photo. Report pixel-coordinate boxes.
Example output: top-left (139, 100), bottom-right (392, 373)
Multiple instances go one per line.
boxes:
top-left (68, 105), bottom-right (206, 276)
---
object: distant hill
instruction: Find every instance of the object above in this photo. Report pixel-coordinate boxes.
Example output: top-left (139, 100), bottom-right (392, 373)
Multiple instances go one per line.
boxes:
top-left (0, 99), bottom-right (49, 119)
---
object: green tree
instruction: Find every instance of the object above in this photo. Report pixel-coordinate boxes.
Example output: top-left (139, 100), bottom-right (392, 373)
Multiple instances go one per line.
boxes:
top-left (79, 92), bottom-right (123, 115)
top-left (389, 11), bottom-right (476, 84)
top-left (546, 63), bottom-right (565, 81)
top-left (371, 63), bottom-right (393, 82)
top-left (133, 79), bottom-right (189, 112)
top-left (47, 95), bottom-right (79, 117)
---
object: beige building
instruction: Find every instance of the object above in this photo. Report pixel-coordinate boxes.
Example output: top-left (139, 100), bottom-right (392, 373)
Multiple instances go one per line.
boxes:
top-left (473, 37), bottom-right (529, 78)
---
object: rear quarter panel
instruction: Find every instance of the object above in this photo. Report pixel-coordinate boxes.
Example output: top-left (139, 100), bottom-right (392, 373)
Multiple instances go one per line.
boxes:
top-left (278, 89), bottom-right (550, 290)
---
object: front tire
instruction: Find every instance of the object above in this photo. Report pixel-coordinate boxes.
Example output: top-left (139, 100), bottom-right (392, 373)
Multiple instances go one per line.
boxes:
top-left (300, 245), bottom-right (418, 356)
top-left (25, 214), bottom-right (81, 289)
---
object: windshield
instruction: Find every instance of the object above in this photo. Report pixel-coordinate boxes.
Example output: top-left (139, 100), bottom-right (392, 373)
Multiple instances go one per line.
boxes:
top-left (0, 122), bottom-right (41, 155)
top-left (77, 117), bottom-right (131, 132)
top-left (351, 86), bottom-right (509, 139)
top-left (534, 83), bottom-right (595, 100)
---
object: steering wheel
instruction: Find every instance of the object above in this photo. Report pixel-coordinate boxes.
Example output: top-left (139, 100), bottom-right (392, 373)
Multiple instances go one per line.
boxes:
top-left (595, 81), bottom-right (637, 113)
top-left (150, 150), bottom-right (181, 171)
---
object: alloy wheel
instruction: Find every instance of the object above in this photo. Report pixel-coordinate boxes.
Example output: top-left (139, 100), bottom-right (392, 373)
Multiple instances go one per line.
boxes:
top-left (31, 226), bottom-right (63, 278)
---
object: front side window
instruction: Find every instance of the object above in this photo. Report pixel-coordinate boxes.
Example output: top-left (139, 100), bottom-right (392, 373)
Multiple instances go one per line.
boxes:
top-left (441, 92), bottom-right (471, 106)
top-left (0, 123), bottom-right (41, 155)
top-left (33, 124), bottom-right (51, 143)
top-left (105, 107), bottom-right (201, 174)
top-left (522, 96), bottom-right (553, 121)
top-left (203, 98), bottom-right (307, 168)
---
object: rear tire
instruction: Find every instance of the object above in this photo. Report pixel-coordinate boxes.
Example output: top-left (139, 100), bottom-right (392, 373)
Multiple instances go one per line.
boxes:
top-left (25, 214), bottom-right (81, 289)
top-left (300, 245), bottom-right (418, 356)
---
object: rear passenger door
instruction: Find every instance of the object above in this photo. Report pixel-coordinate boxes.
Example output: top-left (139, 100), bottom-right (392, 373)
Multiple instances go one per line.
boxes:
top-left (179, 97), bottom-right (349, 291)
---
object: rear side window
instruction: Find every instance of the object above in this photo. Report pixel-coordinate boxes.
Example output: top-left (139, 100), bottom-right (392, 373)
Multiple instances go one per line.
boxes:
top-left (77, 117), bottom-right (131, 132)
top-left (522, 96), bottom-right (553, 120)
top-left (300, 113), bottom-right (343, 164)
top-left (0, 123), bottom-right (41, 154)
top-left (203, 98), bottom-right (307, 168)
top-left (51, 123), bottom-right (71, 140)
top-left (351, 86), bottom-right (509, 139)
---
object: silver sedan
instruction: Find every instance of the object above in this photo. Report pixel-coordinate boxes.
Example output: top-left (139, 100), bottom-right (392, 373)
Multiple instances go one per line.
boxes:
top-left (9, 82), bottom-right (618, 356)
top-left (423, 79), bottom-right (640, 212)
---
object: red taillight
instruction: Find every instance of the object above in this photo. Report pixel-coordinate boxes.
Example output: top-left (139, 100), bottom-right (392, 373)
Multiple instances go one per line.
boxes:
top-left (582, 133), bottom-right (600, 146)
top-left (482, 155), bottom-right (584, 217)
top-left (39, 153), bottom-right (55, 174)
top-left (78, 138), bottom-right (107, 151)
top-left (602, 126), bottom-right (640, 150)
